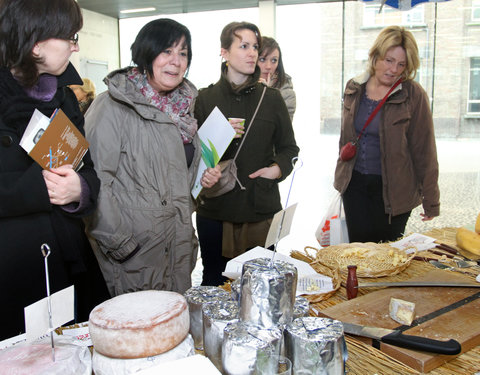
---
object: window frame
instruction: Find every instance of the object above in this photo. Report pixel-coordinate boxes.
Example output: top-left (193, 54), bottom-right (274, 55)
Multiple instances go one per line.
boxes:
top-left (467, 57), bottom-right (480, 115)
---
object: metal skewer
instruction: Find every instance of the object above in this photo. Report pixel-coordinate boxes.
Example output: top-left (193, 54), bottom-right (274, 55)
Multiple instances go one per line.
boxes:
top-left (270, 157), bottom-right (303, 266)
top-left (41, 243), bottom-right (55, 362)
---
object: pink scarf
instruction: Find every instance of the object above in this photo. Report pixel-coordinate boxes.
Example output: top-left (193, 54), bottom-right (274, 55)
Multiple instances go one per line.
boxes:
top-left (128, 68), bottom-right (197, 144)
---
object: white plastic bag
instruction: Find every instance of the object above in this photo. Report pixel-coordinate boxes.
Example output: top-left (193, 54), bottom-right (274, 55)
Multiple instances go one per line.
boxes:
top-left (315, 192), bottom-right (349, 247)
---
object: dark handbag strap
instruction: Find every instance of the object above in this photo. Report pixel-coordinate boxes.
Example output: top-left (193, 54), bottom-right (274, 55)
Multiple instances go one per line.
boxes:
top-left (356, 78), bottom-right (402, 142)
top-left (232, 85), bottom-right (267, 161)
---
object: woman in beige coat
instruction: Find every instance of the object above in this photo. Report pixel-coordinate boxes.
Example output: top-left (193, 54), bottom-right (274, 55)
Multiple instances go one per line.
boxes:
top-left (85, 19), bottom-right (220, 296)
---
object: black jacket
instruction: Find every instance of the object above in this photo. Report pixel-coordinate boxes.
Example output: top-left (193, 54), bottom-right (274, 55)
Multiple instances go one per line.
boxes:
top-left (194, 65), bottom-right (299, 222)
top-left (0, 64), bottom-right (109, 340)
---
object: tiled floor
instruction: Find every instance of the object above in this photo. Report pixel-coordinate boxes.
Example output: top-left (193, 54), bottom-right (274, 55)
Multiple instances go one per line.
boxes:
top-left (192, 133), bottom-right (480, 286)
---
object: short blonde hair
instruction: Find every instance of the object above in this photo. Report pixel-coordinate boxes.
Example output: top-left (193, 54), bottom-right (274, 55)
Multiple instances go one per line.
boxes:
top-left (78, 78), bottom-right (96, 100)
top-left (368, 26), bottom-right (420, 81)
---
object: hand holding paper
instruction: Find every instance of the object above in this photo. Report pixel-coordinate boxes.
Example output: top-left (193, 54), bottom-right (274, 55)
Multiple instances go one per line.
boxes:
top-left (192, 107), bottom-right (236, 198)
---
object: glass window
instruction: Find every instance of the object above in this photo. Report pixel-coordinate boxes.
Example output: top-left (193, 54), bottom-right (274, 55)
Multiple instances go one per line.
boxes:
top-left (473, 0), bottom-right (480, 21)
top-left (363, 4), bottom-right (423, 26)
top-left (468, 57), bottom-right (480, 113)
top-left (363, 4), bottom-right (399, 26)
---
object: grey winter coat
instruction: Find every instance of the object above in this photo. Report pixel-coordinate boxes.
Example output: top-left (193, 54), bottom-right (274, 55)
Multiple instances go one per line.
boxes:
top-left (84, 68), bottom-right (201, 296)
top-left (278, 74), bottom-right (296, 121)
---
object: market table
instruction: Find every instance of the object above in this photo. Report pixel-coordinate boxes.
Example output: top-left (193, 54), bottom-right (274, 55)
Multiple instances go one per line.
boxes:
top-left (297, 228), bottom-right (480, 374)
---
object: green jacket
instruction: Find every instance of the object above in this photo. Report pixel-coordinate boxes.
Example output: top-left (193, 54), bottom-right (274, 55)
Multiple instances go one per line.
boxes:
top-left (195, 67), bottom-right (299, 223)
top-left (334, 72), bottom-right (440, 218)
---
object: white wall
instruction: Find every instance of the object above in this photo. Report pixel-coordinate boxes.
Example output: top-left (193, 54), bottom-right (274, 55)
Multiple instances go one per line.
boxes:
top-left (119, 8), bottom-right (259, 90)
top-left (72, 8), bottom-right (120, 94)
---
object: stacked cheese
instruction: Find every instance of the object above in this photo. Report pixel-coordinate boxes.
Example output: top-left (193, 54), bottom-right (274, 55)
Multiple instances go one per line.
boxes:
top-left (89, 290), bottom-right (193, 374)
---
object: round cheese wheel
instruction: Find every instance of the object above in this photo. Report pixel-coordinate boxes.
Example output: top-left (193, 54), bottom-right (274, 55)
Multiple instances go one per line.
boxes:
top-left (89, 290), bottom-right (189, 359)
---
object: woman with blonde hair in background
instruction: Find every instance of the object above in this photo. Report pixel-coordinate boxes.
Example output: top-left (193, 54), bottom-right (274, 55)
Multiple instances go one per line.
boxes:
top-left (70, 77), bottom-right (96, 114)
top-left (334, 25), bottom-right (439, 243)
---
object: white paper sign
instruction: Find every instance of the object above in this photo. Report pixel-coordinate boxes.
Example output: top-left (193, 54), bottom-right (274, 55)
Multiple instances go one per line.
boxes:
top-left (391, 233), bottom-right (437, 253)
top-left (191, 107), bottom-right (236, 198)
top-left (136, 354), bottom-right (221, 375)
top-left (24, 285), bottom-right (75, 342)
top-left (0, 333), bottom-right (26, 350)
top-left (61, 325), bottom-right (92, 347)
top-left (265, 203), bottom-right (298, 248)
top-left (222, 247), bottom-right (331, 296)
top-left (297, 274), bottom-right (335, 295)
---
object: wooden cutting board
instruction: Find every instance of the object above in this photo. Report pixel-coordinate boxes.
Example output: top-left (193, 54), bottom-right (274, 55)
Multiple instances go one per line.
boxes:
top-left (318, 269), bottom-right (480, 373)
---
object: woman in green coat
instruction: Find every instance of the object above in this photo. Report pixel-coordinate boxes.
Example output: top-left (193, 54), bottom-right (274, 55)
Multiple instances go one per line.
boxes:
top-left (194, 22), bottom-right (299, 286)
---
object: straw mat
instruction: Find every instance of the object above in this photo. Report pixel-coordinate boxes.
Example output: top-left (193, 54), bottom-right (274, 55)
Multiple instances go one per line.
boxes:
top-left (293, 242), bottom-right (480, 374)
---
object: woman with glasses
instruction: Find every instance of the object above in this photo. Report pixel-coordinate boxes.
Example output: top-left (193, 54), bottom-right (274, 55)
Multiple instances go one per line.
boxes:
top-left (0, 0), bottom-right (109, 340)
top-left (334, 26), bottom-right (439, 243)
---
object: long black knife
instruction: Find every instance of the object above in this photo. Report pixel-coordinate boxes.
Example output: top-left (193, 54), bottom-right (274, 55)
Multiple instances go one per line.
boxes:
top-left (342, 322), bottom-right (461, 355)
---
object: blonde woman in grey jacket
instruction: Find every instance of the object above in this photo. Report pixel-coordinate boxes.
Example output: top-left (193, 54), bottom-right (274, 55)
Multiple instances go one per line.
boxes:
top-left (258, 36), bottom-right (296, 121)
top-left (84, 19), bottom-right (220, 296)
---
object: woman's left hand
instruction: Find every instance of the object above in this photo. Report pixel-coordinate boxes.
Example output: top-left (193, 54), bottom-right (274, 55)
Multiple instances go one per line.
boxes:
top-left (42, 165), bottom-right (81, 205)
top-left (249, 164), bottom-right (281, 180)
top-left (201, 165), bottom-right (221, 188)
top-left (420, 213), bottom-right (435, 222)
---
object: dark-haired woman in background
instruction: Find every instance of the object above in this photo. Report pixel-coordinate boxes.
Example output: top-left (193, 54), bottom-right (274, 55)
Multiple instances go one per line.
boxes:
top-left (85, 19), bottom-right (220, 296)
top-left (258, 36), bottom-right (296, 121)
top-left (0, 0), bottom-right (109, 340)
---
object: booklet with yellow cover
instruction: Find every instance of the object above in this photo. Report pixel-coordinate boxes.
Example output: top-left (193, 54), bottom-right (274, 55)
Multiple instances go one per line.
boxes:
top-left (20, 108), bottom-right (89, 170)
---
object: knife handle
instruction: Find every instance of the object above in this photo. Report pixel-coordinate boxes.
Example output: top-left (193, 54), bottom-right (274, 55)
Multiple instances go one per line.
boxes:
top-left (381, 330), bottom-right (461, 355)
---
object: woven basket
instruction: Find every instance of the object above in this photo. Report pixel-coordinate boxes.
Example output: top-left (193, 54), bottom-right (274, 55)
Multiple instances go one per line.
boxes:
top-left (290, 247), bottom-right (341, 303)
top-left (311, 242), bottom-right (416, 278)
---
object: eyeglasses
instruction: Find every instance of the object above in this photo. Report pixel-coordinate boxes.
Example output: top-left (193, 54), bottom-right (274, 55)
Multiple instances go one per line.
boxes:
top-left (69, 33), bottom-right (79, 45)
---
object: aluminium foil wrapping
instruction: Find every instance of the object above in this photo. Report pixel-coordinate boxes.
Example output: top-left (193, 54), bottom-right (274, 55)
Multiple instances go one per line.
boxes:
top-left (293, 296), bottom-right (310, 319)
top-left (285, 317), bottom-right (347, 375)
top-left (183, 286), bottom-right (231, 350)
top-left (221, 321), bottom-right (283, 375)
top-left (202, 300), bottom-right (239, 372)
top-left (230, 278), bottom-right (241, 303)
top-left (239, 257), bottom-right (298, 328)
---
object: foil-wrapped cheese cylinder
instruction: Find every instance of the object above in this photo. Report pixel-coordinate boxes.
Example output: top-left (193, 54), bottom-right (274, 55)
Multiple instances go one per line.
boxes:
top-left (293, 296), bottom-right (310, 319)
top-left (239, 257), bottom-right (297, 328)
top-left (230, 278), bottom-right (241, 303)
top-left (222, 322), bottom-right (283, 375)
top-left (184, 286), bottom-right (231, 350)
top-left (202, 300), bottom-right (239, 372)
top-left (285, 317), bottom-right (347, 375)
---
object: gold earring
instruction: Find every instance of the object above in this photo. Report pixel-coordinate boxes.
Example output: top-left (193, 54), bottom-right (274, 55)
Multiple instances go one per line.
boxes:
top-left (226, 61), bottom-right (229, 67)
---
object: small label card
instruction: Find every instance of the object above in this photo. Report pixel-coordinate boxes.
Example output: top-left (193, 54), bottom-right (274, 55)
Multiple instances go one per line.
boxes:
top-left (24, 285), bottom-right (75, 342)
top-left (264, 203), bottom-right (298, 249)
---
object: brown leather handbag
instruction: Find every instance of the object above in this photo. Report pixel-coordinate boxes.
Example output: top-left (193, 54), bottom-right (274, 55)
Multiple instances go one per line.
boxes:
top-left (340, 78), bottom-right (402, 162)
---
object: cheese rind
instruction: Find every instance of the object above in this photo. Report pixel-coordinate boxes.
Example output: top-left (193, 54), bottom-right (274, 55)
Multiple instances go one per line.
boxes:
top-left (389, 297), bottom-right (416, 326)
top-left (89, 290), bottom-right (189, 359)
